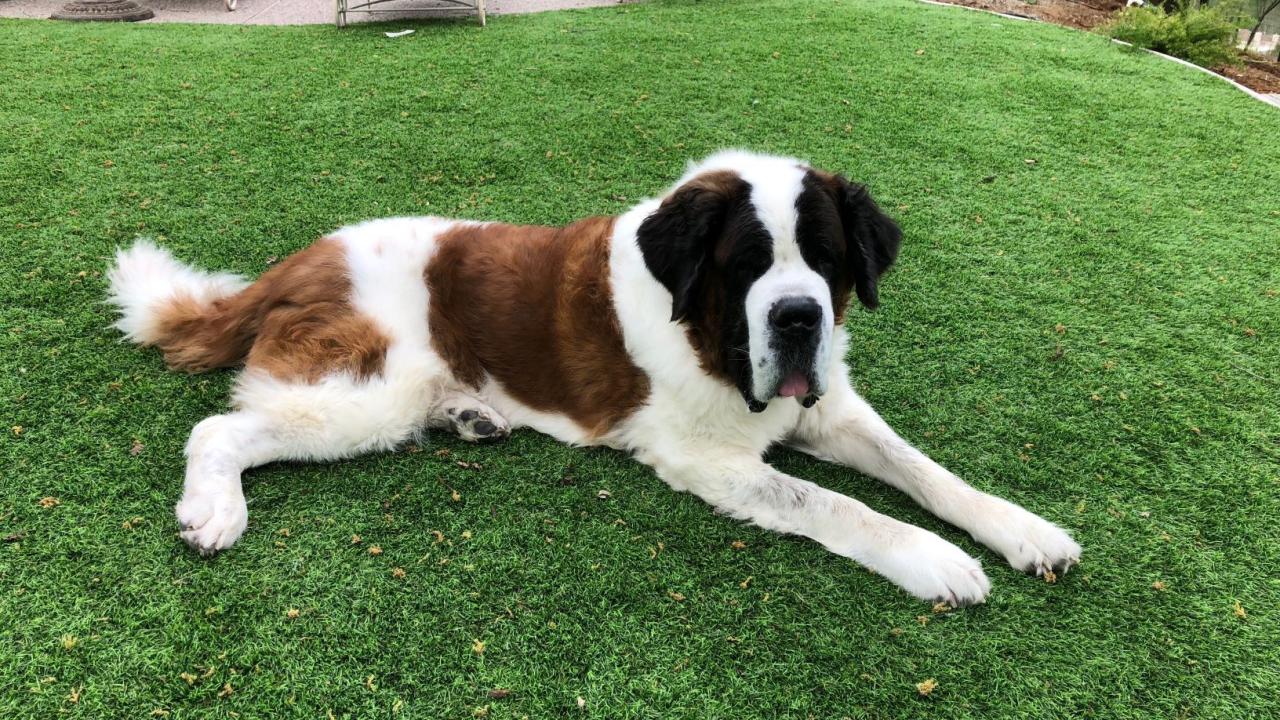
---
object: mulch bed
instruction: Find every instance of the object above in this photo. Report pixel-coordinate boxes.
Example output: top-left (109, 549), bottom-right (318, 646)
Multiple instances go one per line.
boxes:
top-left (1217, 59), bottom-right (1280, 94)
top-left (932, 0), bottom-right (1280, 95)
top-left (931, 0), bottom-right (1120, 30)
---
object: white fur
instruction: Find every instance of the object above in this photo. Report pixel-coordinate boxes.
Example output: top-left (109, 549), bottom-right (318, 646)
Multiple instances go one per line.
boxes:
top-left (106, 239), bottom-right (248, 344)
top-left (109, 152), bottom-right (1081, 603)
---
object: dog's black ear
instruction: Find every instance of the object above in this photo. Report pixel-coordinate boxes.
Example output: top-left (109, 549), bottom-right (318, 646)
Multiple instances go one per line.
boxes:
top-left (828, 174), bottom-right (901, 310)
top-left (637, 172), bottom-right (745, 322)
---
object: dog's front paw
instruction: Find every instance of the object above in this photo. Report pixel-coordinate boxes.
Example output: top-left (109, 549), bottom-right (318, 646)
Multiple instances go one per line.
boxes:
top-left (978, 499), bottom-right (1082, 578)
top-left (868, 526), bottom-right (991, 606)
top-left (176, 492), bottom-right (248, 556)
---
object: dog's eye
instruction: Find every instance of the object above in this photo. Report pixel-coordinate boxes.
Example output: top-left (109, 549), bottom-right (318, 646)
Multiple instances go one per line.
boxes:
top-left (807, 245), bottom-right (837, 276)
top-left (725, 233), bottom-right (772, 277)
top-left (733, 250), bottom-right (772, 279)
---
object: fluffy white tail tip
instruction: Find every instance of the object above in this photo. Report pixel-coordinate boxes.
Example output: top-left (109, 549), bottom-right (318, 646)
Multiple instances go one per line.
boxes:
top-left (105, 239), bottom-right (248, 345)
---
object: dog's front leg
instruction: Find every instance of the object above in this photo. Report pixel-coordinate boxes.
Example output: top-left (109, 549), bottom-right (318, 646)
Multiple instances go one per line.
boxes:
top-left (643, 446), bottom-right (990, 605)
top-left (791, 376), bottom-right (1081, 578)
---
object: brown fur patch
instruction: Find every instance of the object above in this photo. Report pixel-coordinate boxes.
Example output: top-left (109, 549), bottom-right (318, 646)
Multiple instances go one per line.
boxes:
top-left (154, 239), bottom-right (389, 382)
top-left (685, 170), bottom-right (749, 209)
top-left (151, 293), bottom-right (254, 372)
top-left (426, 217), bottom-right (649, 437)
top-left (682, 274), bottom-right (731, 384)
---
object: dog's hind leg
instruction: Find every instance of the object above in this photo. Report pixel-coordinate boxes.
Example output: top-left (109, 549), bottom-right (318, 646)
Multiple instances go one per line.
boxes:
top-left (177, 411), bottom-right (271, 554)
top-left (177, 368), bottom-right (436, 555)
top-left (427, 390), bottom-right (511, 443)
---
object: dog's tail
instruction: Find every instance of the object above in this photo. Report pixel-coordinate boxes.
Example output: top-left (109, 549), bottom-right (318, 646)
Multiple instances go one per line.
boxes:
top-left (106, 239), bottom-right (263, 372)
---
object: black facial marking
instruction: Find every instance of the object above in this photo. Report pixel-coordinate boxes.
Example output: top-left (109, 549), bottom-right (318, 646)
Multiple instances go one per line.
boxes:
top-left (637, 172), bottom-right (773, 406)
top-left (797, 170), bottom-right (902, 314)
top-left (718, 209), bottom-right (774, 406)
top-left (795, 173), bottom-right (846, 308)
top-left (636, 172), bottom-right (753, 324)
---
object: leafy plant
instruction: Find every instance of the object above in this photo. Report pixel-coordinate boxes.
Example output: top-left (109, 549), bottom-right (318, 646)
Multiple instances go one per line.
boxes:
top-left (1104, 1), bottom-right (1242, 68)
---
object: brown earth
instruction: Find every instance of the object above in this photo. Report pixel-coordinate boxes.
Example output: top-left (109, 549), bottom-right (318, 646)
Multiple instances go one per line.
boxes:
top-left (933, 0), bottom-right (1121, 30)
top-left (1217, 59), bottom-right (1280, 93)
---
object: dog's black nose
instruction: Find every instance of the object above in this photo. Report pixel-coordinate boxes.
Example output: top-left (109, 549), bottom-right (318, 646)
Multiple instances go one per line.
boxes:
top-left (769, 297), bottom-right (822, 333)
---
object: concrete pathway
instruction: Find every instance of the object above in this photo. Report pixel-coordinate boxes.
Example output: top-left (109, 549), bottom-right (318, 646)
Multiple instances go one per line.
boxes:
top-left (0, 0), bottom-right (634, 25)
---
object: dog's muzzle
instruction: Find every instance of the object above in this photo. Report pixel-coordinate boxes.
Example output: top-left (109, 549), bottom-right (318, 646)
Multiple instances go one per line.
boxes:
top-left (745, 296), bottom-right (825, 412)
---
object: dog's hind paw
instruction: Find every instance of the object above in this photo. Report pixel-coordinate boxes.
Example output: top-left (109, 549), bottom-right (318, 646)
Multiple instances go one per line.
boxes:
top-left (440, 402), bottom-right (510, 443)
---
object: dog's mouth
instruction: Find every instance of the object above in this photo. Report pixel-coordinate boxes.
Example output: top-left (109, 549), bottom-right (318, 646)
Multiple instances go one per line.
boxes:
top-left (776, 369), bottom-right (820, 409)
top-left (745, 369), bottom-right (821, 412)
top-left (777, 370), bottom-right (810, 398)
top-left (771, 335), bottom-right (823, 409)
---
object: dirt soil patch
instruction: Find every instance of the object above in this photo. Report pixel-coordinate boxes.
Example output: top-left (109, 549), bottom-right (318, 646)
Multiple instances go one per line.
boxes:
top-left (935, 0), bottom-right (1121, 30)
top-left (1217, 59), bottom-right (1280, 93)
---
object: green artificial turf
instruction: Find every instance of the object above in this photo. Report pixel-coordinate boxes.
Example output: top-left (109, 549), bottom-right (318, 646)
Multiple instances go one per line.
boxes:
top-left (2, 1), bottom-right (1278, 717)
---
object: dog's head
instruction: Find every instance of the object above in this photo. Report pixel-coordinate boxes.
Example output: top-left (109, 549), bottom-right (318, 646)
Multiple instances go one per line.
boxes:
top-left (637, 152), bottom-right (901, 411)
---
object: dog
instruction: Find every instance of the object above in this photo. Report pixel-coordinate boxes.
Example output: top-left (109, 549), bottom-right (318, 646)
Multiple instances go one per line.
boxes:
top-left (106, 150), bottom-right (1080, 605)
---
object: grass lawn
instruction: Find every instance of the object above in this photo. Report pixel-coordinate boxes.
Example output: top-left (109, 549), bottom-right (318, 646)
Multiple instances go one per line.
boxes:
top-left (2, 0), bottom-right (1278, 717)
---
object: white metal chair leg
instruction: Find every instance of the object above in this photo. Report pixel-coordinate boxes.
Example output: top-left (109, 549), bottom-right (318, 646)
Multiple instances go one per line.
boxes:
top-left (333, 0), bottom-right (487, 28)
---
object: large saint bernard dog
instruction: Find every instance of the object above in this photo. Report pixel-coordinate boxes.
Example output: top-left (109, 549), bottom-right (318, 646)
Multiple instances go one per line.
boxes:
top-left (107, 151), bottom-right (1080, 605)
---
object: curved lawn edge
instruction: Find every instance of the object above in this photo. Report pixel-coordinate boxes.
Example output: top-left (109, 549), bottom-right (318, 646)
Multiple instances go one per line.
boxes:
top-left (918, 0), bottom-right (1280, 110)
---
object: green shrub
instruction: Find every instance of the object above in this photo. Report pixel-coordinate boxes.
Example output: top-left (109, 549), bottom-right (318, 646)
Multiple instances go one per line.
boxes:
top-left (1103, 1), bottom-right (1242, 68)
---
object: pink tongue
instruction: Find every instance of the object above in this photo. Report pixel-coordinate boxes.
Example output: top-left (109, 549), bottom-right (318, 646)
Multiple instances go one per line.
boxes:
top-left (778, 372), bottom-right (810, 398)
